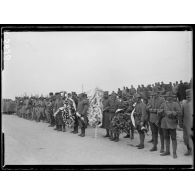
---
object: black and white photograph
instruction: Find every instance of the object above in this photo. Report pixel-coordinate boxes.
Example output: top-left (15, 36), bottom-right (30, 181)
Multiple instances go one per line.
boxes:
top-left (1, 25), bottom-right (194, 170)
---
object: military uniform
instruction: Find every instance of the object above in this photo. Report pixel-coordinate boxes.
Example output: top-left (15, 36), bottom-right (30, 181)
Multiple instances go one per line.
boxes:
top-left (134, 94), bottom-right (148, 149)
top-left (54, 93), bottom-right (64, 131)
top-left (181, 89), bottom-right (193, 155)
top-left (159, 92), bottom-right (182, 158)
top-left (48, 94), bottom-right (55, 127)
top-left (31, 98), bottom-right (37, 120)
top-left (75, 93), bottom-right (89, 137)
top-left (147, 92), bottom-right (165, 152)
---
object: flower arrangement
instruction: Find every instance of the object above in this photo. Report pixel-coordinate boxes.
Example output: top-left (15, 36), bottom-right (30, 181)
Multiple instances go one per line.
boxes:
top-left (111, 112), bottom-right (132, 134)
top-left (87, 88), bottom-right (104, 128)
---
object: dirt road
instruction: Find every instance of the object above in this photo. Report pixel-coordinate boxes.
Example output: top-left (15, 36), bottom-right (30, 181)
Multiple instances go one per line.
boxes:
top-left (2, 114), bottom-right (193, 165)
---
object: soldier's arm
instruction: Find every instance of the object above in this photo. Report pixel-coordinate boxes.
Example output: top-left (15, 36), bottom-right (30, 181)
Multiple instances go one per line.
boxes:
top-left (173, 102), bottom-right (182, 125)
top-left (81, 101), bottom-right (89, 116)
top-left (141, 104), bottom-right (147, 122)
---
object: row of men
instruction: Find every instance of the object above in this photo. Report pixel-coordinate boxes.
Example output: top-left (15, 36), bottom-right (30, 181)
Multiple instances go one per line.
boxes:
top-left (2, 99), bottom-right (16, 114)
top-left (15, 92), bottom-right (89, 137)
top-left (15, 88), bottom-right (193, 159)
top-left (102, 89), bottom-right (193, 159)
top-left (117, 80), bottom-right (191, 102)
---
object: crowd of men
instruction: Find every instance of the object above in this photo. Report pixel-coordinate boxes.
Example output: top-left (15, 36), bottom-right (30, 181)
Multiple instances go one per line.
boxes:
top-left (2, 99), bottom-right (16, 114)
top-left (12, 80), bottom-right (193, 159)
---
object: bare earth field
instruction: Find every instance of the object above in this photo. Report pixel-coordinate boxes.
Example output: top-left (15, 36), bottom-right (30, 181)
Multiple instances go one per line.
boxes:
top-left (2, 114), bottom-right (193, 165)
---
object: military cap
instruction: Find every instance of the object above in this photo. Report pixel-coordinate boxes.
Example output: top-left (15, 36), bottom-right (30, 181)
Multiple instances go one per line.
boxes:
top-left (104, 91), bottom-right (109, 95)
top-left (49, 92), bottom-right (53, 96)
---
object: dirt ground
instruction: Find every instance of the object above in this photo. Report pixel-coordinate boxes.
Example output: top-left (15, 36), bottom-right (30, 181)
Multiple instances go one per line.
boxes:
top-left (2, 114), bottom-right (193, 165)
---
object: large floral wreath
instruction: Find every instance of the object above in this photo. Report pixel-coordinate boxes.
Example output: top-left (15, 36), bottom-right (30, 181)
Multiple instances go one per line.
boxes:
top-left (87, 88), bottom-right (104, 128)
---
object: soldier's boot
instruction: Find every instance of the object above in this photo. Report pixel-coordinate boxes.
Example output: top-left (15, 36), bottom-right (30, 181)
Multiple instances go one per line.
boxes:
top-left (160, 138), bottom-right (170, 156)
top-left (160, 133), bottom-right (165, 153)
top-left (109, 132), bottom-right (114, 141)
top-left (104, 129), bottom-right (110, 137)
top-left (172, 140), bottom-right (177, 159)
top-left (54, 125), bottom-right (59, 130)
top-left (130, 129), bottom-right (134, 140)
top-left (184, 145), bottom-right (192, 156)
top-left (136, 133), bottom-right (142, 147)
top-left (150, 134), bottom-right (157, 151)
top-left (114, 133), bottom-right (119, 142)
top-left (138, 133), bottom-right (145, 149)
top-left (79, 128), bottom-right (85, 137)
top-left (72, 125), bottom-right (78, 134)
top-left (62, 124), bottom-right (66, 132)
top-left (124, 134), bottom-right (130, 138)
top-left (110, 132), bottom-right (116, 141)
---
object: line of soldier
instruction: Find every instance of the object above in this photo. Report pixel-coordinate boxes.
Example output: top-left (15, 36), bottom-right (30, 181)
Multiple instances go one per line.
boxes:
top-left (2, 99), bottom-right (16, 114)
top-left (14, 84), bottom-right (193, 159)
top-left (102, 88), bottom-right (193, 159)
top-left (15, 91), bottom-right (89, 137)
top-left (117, 80), bottom-right (191, 103)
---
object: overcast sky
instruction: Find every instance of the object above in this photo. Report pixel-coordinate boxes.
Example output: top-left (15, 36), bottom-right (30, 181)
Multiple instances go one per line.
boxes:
top-left (2, 31), bottom-right (192, 99)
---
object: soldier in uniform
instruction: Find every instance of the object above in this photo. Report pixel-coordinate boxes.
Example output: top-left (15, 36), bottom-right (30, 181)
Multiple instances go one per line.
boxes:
top-left (102, 91), bottom-right (110, 137)
top-left (31, 97), bottom-right (37, 121)
top-left (70, 93), bottom-right (79, 134)
top-left (53, 93), bottom-right (64, 131)
top-left (147, 91), bottom-right (165, 152)
top-left (108, 92), bottom-right (120, 141)
top-left (75, 93), bottom-right (89, 137)
top-left (44, 97), bottom-right (51, 123)
top-left (35, 97), bottom-right (40, 122)
top-left (48, 93), bottom-right (55, 127)
top-left (158, 91), bottom-right (182, 159)
top-left (181, 89), bottom-right (193, 156)
top-left (134, 93), bottom-right (148, 149)
top-left (26, 97), bottom-right (33, 120)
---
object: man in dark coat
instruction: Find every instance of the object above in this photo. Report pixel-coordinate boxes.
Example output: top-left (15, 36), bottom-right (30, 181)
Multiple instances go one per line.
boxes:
top-left (177, 80), bottom-right (186, 102)
top-left (181, 89), bottom-right (193, 156)
top-left (134, 93), bottom-right (148, 149)
top-left (159, 92), bottom-right (182, 159)
top-left (48, 93), bottom-right (55, 127)
top-left (53, 93), bottom-right (64, 131)
top-left (147, 91), bottom-right (165, 152)
top-left (76, 93), bottom-right (89, 137)
top-left (102, 91), bottom-right (110, 137)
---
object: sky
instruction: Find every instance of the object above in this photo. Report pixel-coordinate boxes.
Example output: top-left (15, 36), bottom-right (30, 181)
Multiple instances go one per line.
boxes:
top-left (2, 31), bottom-right (192, 99)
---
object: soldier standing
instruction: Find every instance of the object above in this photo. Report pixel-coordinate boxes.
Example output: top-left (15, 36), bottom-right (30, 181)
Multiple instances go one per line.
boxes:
top-left (48, 93), bottom-right (55, 127)
top-left (53, 93), bottom-right (64, 131)
top-left (147, 91), bottom-right (165, 152)
top-left (102, 91), bottom-right (110, 137)
top-left (134, 93), bottom-right (148, 149)
top-left (75, 93), bottom-right (89, 137)
top-left (159, 92), bottom-right (182, 159)
top-left (181, 89), bottom-right (193, 156)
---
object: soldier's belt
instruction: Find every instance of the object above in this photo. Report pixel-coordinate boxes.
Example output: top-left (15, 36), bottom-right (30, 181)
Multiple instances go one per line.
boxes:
top-left (150, 111), bottom-right (157, 114)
